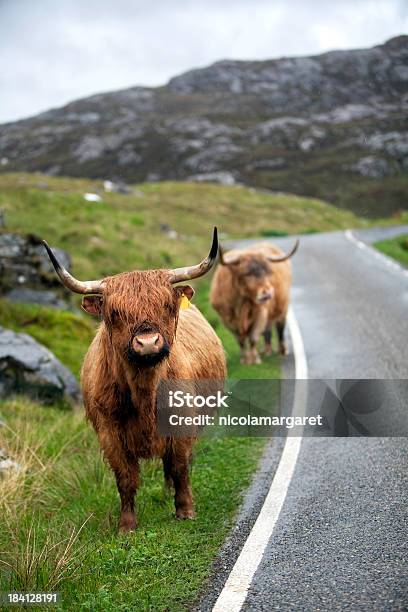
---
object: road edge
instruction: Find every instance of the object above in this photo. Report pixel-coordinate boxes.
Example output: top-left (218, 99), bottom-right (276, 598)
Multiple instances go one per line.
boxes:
top-left (205, 306), bottom-right (308, 611)
top-left (345, 229), bottom-right (408, 278)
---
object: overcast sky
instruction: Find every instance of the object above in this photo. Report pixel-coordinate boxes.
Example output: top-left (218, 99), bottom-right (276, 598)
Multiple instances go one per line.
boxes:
top-left (0, 0), bottom-right (407, 124)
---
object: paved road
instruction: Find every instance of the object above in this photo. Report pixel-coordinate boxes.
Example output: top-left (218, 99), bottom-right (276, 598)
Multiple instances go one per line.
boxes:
top-left (205, 226), bottom-right (408, 611)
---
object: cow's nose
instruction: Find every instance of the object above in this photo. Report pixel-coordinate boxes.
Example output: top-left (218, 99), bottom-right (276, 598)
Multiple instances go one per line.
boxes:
top-left (257, 289), bottom-right (274, 303)
top-left (132, 332), bottom-right (164, 355)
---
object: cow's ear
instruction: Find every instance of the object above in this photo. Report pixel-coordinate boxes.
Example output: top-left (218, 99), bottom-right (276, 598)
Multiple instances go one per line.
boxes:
top-left (174, 285), bottom-right (195, 301)
top-left (81, 295), bottom-right (103, 316)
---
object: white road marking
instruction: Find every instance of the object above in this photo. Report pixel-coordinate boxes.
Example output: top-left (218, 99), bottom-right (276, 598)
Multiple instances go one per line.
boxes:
top-left (345, 229), bottom-right (408, 278)
top-left (212, 306), bottom-right (308, 612)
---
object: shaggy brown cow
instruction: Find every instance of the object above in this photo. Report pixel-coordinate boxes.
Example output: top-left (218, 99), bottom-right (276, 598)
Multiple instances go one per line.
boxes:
top-left (210, 241), bottom-right (298, 364)
top-left (42, 229), bottom-right (226, 533)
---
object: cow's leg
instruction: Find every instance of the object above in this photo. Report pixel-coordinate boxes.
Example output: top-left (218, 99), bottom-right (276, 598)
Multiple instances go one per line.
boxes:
top-left (99, 430), bottom-right (139, 533)
top-left (162, 453), bottom-right (173, 490)
top-left (238, 336), bottom-right (250, 364)
top-left (248, 308), bottom-right (268, 364)
top-left (165, 442), bottom-right (195, 520)
top-left (261, 328), bottom-right (273, 356)
top-left (115, 462), bottom-right (139, 533)
top-left (277, 318), bottom-right (288, 355)
top-left (248, 339), bottom-right (262, 364)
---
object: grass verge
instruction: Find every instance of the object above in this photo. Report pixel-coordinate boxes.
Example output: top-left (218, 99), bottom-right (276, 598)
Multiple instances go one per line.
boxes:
top-left (374, 234), bottom-right (408, 267)
top-left (0, 399), bottom-right (267, 611)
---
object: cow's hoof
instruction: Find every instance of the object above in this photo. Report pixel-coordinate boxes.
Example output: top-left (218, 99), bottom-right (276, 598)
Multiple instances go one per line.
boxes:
top-left (176, 508), bottom-right (196, 520)
top-left (118, 525), bottom-right (136, 535)
top-left (118, 514), bottom-right (137, 534)
top-left (264, 347), bottom-right (273, 356)
top-left (248, 353), bottom-right (262, 364)
top-left (279, 343), bottom-right (289, 356)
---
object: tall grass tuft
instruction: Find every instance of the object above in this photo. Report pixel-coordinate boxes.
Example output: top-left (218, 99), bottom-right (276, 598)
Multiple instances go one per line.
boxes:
top-left (0, 518), bottom-right (90, 591)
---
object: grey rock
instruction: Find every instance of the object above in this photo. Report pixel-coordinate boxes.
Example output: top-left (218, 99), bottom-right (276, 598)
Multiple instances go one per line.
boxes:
top-left (0, 233), bottom-right (70, 304)
top-left (246, 158), bottom-right (286, 171)
top-left (184, 143), bottom-right (242, 173)
top-left (363, 132), bottom-right (408, 158)
top-left (146, 172), bottom-right (161, 182)
top-left (350, 156), bottom-right (392, 178)
top-left (171, 138), bottom-right (204, 155)
top-left (187, 171), bottom-right (237, 185)
top-left (5, 288), bottom-right (69, 310)
top-left (162, 117), bottom-right (242, 139)
top-left (299, 138), bottom-right (315, 152)
top-left (75, 133), bottom-right (125, 163)
top-left (116, 145), bottom-right (142, 167)
top-left (313, 103), bottom-right (381, 124)
top-left (0, 448), bottom-right (21, 473)
top-left (159, 223), bottom-right (178, 239)
top-left (0, 326), bottom-right (81, 405)
top-left (250, 117), bottom-right (308, 147)
top-left (103, 179), bottom-right (133, 194)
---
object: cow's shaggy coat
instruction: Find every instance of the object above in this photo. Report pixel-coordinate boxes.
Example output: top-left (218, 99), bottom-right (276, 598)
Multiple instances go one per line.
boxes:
top-left (210, 243), bottom-right (293, 364)
top-left (80, 270), bottom-right (226, 532)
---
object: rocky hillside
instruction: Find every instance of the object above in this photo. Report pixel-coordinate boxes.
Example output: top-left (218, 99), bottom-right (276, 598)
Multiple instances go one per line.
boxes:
top-left (1, 36), bottom-right (407, 217)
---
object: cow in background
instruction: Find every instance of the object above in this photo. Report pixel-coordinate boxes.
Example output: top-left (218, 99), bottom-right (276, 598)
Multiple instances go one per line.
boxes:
top-left (210, 240), bottom-right (298, 364)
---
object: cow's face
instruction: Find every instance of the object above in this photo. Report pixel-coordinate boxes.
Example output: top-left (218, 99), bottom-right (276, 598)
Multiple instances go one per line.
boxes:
top-left (81, 270), bottom-right (194, 368)
top-left (231, 256), bottom-right (275, 305)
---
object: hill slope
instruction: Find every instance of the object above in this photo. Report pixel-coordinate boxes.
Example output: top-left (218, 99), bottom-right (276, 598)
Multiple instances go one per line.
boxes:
top-left (0, 36), bottom-right (407, 216)
top-left (0, 173), bottom-right (363, 280)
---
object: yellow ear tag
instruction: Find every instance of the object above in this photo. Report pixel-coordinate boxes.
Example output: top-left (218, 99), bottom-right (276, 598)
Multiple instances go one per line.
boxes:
top-left (179, 294), bottom-right (190, 310)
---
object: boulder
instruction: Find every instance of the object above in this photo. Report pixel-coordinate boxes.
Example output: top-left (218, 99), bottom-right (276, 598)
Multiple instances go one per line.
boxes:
top-left (0, 326), bottom-right (81, 405)
top-left (187, 171), bottom-right (237, 186)
top-left (350, 156), bottom-right (392, 178)
top-left (0, 232), bottom-right (71, 307)
top-left (6, 288), bottom-right (69, 310)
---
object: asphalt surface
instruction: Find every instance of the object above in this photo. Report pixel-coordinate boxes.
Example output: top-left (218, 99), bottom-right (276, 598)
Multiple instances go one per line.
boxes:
top-left (198, 226), bottom-right (408, 611)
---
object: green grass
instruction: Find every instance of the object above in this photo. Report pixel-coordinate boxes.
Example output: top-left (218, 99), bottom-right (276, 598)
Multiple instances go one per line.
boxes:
top-left (374, 234), bottom-right (408, 267)
top-left (0, 399), bottom-right (265, 611)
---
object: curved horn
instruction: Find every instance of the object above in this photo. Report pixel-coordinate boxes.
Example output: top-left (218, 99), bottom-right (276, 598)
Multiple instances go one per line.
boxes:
top-left (42, 240), bottom-right (104, 294)
top-left (168, 227), bottom-right (218, 283)
top-left (219, 245), bottom-right (228, 265)
top-left (219, 245), bottom-right (241, 266)
top-left (267, 239), bottom-right (299, 263)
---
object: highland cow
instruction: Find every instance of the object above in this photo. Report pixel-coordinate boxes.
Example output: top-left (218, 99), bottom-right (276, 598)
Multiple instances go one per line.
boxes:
top-left (210, 240), bottom-right (298, 364)
top-left (43, 229), bottom-right (226, 533)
